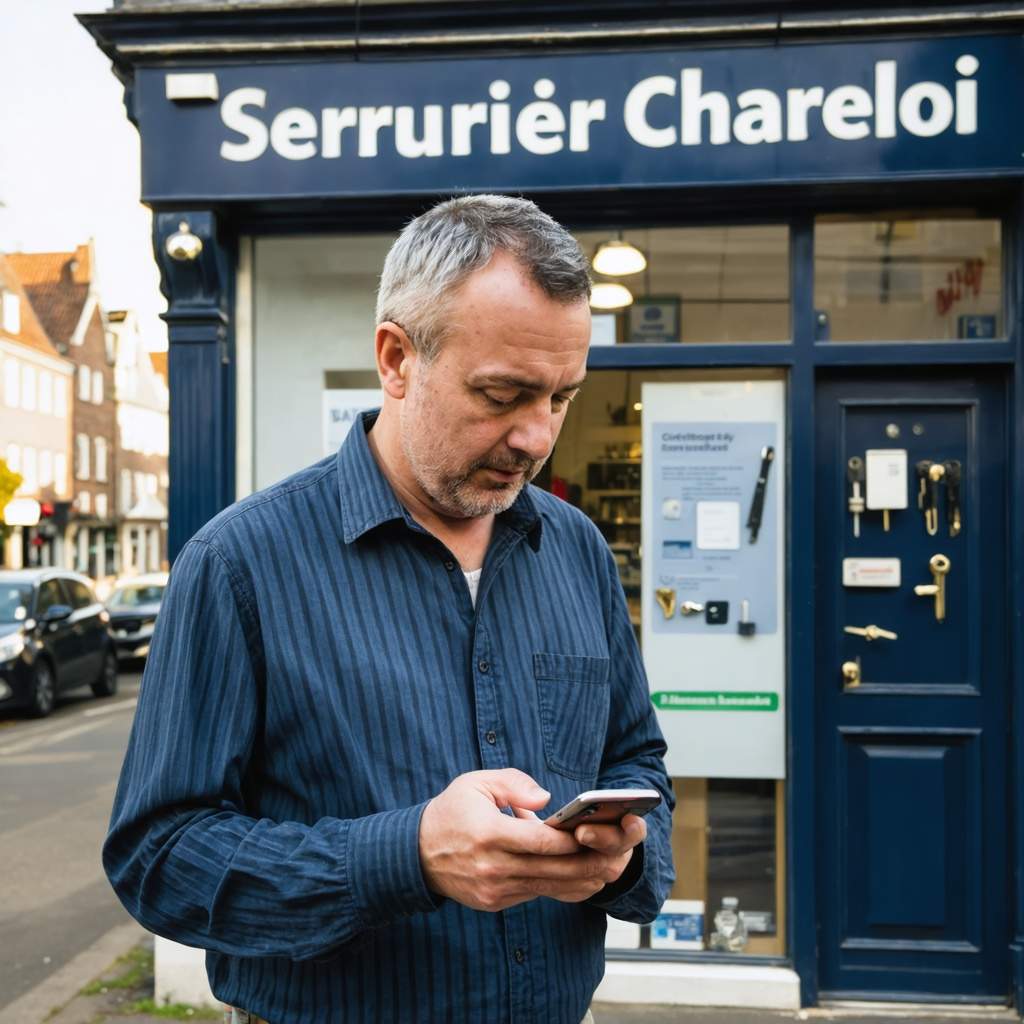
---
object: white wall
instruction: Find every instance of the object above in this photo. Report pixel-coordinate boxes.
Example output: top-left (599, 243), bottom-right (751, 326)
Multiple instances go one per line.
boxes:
top-left (253, 235), bottom-right (391, 490)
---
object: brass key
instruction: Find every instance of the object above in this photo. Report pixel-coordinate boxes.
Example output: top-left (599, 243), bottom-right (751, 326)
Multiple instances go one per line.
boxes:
top-left (925, 463), bottom-right (945, 536)
top-left (914, 553), bottom-right (951, 622)
top-left (844, 624), bottom-right (899, 641)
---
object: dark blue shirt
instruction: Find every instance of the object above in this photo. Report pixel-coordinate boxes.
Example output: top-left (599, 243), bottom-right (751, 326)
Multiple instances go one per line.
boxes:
top-left (104, 411), bottom-right (674, 1024)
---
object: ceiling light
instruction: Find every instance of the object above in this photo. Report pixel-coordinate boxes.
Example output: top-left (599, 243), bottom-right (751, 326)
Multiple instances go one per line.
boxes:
top-left (592, 239), bottom-right (647, 277)
top-left (590, 282), bottom-right (634, 310)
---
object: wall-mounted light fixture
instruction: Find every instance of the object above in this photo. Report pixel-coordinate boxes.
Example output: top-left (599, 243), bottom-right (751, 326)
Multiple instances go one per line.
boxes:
top-left (590, 282), bottom-right (634, 310)
top-left (165, 222), bottom-right (203, 262)
top-left (592, 238), bottom-right (647, 277)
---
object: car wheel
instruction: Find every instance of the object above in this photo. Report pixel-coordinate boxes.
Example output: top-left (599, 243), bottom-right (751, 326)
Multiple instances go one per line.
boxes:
top-left (29, 660), bottom-right (56, 718)
top-left (91, 647), bottom-right (119, 698)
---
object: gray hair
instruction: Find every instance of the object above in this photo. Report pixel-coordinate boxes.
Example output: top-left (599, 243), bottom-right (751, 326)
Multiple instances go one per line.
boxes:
top-left (375, 194), bottom-right (591, 361)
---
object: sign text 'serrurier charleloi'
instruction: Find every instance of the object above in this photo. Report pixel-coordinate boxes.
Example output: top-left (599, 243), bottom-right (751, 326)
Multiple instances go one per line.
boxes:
top-left (136, 35), bottom-right (1023, 200)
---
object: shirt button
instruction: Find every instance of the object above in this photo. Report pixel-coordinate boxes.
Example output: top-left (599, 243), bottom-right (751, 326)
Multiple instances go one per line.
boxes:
top-left (485, 730), bottom-right (497, 745)
top-left (513, 948), bottom-right (526, 964)
top-left (478, 659), bottom-right (490, 674)
top-left (444, 560), bottom-right (455, 571)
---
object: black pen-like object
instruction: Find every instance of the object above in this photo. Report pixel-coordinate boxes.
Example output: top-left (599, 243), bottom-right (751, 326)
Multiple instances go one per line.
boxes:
top-left (746, 446), bottom-right (775, 543)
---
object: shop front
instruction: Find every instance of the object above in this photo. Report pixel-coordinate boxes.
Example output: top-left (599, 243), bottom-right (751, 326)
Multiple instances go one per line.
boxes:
top-left (84, 2), bottom-right (1024, 1012)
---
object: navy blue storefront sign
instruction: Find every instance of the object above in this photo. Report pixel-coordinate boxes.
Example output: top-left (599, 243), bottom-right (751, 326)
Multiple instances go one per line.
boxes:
top-left (136, 34), bottom-right (1024, 201)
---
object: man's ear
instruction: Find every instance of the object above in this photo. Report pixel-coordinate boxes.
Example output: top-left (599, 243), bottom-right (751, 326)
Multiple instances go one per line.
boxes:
top-left (376, 322), bottom-right (413, 398)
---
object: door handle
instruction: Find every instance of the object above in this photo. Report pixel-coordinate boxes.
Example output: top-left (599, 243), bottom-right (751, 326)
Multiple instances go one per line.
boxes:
top-left (843, 624), bottom-right (898, 641)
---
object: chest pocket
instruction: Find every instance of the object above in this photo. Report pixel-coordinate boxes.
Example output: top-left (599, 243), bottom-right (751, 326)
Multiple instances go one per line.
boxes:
top-left (533, 652), bottom-right (611, 782)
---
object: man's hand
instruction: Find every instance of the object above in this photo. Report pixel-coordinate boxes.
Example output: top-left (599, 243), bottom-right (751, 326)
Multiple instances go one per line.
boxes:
top-left (418, 769), bottom-right (627, 912)
top-left (573, 813), bottom-right (647, 890)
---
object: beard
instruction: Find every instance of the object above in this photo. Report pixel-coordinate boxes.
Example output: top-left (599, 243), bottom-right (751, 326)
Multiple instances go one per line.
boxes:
top-left (401, 428), bottom-right (545, 518)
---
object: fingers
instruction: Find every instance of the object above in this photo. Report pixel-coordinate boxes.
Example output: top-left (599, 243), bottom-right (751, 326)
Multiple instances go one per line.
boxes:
top-left (497, 816), bottom-right (581, 856)
top-left (574, 814), bottom-right (648, 856)
top-left (472, 768), bottom-right (551, 812)
top-left (511, 805), bottom-right (539, 820)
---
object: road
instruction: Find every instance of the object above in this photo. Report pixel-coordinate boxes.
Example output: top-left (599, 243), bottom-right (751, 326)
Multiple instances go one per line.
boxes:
top-left (0, 669), bottom-right (143, 1015)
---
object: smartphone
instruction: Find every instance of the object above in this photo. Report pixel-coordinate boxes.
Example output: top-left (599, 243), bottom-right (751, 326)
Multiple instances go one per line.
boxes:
top-left (543, 789), bottom-right (661, 831)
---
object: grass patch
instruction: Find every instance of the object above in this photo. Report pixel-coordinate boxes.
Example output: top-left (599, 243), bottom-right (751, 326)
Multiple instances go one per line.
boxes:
top-left (125, 999), bottom-right (221, 1020)
top-left (80, 945), bottom-right (154, 995)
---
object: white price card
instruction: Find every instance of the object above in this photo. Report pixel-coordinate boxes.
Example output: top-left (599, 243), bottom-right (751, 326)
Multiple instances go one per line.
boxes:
top-left (843, 557), bottom-right (902, 588)
top-left (696, 501), bottom-right (741, 550)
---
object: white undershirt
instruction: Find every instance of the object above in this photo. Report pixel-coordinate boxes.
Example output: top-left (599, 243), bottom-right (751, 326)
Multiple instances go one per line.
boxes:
top-left (463, 568), bottom-right (483, 607)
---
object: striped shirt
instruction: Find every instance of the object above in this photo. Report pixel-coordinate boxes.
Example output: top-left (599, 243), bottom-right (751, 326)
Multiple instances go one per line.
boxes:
top-left (104, 411), bottom-right (675, 1024)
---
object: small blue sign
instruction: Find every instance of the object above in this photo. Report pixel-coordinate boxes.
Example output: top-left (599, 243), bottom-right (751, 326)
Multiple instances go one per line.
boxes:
top-left (136, 35), bottom-right (1024, 201)
top-left (957, 314), bottom-right (998, 339)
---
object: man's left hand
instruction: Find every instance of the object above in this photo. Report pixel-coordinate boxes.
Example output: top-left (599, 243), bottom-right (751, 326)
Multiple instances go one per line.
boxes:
top-left (572, 813), bottom-right (647, 885)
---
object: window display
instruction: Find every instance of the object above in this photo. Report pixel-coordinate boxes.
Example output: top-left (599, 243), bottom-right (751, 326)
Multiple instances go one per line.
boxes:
top-left (814, 213), bottom-right (1002, 341)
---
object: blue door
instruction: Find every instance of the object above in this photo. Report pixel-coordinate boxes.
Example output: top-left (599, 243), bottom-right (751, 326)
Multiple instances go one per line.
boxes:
top-left (814, 372), bottom-right (1009, 1001)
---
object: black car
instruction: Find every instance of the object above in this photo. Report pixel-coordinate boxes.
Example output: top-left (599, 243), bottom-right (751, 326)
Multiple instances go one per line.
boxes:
top-left (105, 572), bottom-right (167, 662)
top-left (0, 569), bottom-right (118, 718)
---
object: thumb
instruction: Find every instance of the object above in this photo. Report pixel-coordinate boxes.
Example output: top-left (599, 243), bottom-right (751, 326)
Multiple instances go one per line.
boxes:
top-left (472, 768), bottom-right (550, 811)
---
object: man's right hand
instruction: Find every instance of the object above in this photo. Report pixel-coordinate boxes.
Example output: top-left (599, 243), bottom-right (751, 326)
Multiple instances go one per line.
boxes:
top-left (418, 769), bottom-right (623, 912)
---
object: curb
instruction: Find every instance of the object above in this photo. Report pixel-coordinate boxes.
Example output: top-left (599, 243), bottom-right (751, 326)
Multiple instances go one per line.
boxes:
top-left (0, 921), bottom-right (148, 1024)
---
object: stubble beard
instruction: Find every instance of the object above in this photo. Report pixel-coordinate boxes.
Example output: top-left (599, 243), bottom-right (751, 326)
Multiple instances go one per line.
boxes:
top-left (400, 424), bottom-right (545, 519)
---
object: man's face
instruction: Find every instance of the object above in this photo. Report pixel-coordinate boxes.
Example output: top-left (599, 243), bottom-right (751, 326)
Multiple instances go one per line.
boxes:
top-left (399, 250), bottom-right (591, 519)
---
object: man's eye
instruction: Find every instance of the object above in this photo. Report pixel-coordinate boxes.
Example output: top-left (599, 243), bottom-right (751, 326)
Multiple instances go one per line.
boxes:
top-left (552, 393), bottom-right (576, 410)
top-left (483, 391), bottom-right (517, 408)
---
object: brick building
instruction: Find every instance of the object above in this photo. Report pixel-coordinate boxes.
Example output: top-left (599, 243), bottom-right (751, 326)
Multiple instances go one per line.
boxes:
top-left (10, 242), bottom-right (119, 579)
top-left (0, 253), bottom-right (74, 568)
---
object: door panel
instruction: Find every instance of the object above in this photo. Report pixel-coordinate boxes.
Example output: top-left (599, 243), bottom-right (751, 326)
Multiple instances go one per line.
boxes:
top-left (815, 373), bottom-right (1008, 1001)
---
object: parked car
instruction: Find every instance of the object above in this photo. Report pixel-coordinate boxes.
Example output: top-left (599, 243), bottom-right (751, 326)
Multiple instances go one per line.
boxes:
top-left (0, 569), bottom-right (118, 718)
top-left (105, 572), bottom-right (169, 663)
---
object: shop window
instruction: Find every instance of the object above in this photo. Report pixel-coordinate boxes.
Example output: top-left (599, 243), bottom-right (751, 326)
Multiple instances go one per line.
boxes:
top-left (575, 226), bottom-right (790, 345)
top-left (542, 367), bottom-right (787, 957)
top-left (814, 213), bottom-right (1003, 341)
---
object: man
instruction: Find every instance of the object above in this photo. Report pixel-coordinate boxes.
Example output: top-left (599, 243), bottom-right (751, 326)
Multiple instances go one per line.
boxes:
top-left (104, 195), bottom-right (674, 1024)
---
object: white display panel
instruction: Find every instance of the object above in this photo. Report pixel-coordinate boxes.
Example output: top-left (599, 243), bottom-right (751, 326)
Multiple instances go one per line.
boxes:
top-left (641, 381), bottom-right (786, 779)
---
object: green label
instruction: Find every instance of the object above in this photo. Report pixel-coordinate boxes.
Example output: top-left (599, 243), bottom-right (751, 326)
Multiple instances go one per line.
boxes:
top-left (652, 690), bottom-right (779, 712)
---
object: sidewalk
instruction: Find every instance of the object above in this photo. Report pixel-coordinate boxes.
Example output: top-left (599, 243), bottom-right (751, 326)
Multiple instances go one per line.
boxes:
top-left (37, 935), bottom-right (1021, 1024)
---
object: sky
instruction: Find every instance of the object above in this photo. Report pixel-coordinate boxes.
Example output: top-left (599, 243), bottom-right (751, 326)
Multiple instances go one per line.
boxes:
top-left (0, 0), bottom-right (168, 350)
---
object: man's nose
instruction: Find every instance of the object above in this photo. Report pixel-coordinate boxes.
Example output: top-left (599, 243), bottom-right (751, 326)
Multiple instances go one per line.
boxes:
top-left (505, 399), bottom-right (556, 461)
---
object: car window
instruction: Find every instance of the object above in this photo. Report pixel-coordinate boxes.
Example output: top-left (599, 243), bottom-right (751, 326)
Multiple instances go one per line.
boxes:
top-left (35, 579), bottom-right (67, 615)
top-left (0, 585), bottom-right (32, 623)
top-left (65, 579), bottom-right (96, 609)
top-left (109, 584), bottom-right (165, 608)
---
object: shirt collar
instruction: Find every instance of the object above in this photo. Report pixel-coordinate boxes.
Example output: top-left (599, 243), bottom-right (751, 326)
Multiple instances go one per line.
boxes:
top-left (337, 409), bottom-right (543, 551)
